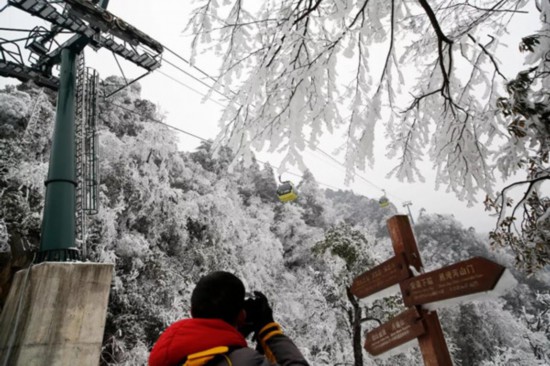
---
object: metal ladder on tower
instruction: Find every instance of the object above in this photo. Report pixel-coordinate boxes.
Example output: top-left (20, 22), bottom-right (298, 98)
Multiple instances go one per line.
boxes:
top-left (75, 54), bottom-right (100, 258)
top-left (84, 67), bottom-right (99, 216)
top-left (75, 51), bottom-right (87, 256)
top-left (75, 53), bottom-right (100, 258)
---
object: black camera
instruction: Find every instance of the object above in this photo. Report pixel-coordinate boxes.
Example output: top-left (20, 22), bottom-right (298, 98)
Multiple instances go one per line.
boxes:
top-left (238, 293), bottom-right (259, 337)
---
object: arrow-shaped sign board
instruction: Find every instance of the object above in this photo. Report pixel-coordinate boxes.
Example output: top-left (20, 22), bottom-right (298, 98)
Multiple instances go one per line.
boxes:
top-left (364, 307), bottom-right (425, 356)
top-left (351, 254), bottom-right (410, 298)
top-left (400, 257), bottom-right (505, 308)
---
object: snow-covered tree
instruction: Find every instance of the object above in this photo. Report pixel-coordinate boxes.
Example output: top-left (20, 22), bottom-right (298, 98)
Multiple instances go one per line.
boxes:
top-left (186, 0), bottom-right (550, 272)
top-left (414, 213), bottom-right (490, 270)
top-left (2, 79), bottom-right (548, 365)
top-left (444, 299), bottom-right (547, 365)
top-left (296, 169), bottom-right (334, 228)
top-left (0, 84), bottom-right (53, 280)
top-left (187, 0), bottom-right (529, 191)
top-left (484, 18), bottom-right (550, 272)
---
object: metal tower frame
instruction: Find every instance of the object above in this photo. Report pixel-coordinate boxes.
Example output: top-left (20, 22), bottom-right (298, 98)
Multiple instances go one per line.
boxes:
top-left (0, 0), bottom-right (164, 262)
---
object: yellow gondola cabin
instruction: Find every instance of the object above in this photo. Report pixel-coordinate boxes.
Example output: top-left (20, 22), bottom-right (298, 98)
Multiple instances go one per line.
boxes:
top-left (277, 181), bottom-right (298, 202)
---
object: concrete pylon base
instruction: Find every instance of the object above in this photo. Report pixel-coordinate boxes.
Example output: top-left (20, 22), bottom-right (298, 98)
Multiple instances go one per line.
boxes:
top-left (0, 262), bottom-right (113, 366)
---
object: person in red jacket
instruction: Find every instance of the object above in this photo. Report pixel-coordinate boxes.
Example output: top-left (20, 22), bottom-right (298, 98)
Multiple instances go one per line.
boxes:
top-left (149, 271), bottom-right (309, 366)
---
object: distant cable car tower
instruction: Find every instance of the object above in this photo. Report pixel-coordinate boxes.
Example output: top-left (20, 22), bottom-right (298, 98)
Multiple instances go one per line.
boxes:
top-left (402, 200), bottom-right (415, 225)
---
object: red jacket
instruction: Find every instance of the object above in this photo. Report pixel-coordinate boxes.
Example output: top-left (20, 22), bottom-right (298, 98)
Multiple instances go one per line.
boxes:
top-left (148, 318), bottom-right (247, 366)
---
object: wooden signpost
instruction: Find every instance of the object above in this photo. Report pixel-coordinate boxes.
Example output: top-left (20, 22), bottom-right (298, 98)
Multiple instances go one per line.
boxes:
top-left (350, 253), bottom-right (410, 298)
top-left (364, 307), bottom-right (425, 356)
top-left (401, 257), bottom-right (505, 307)
top-left (351, 215), bottom-right (509, 366)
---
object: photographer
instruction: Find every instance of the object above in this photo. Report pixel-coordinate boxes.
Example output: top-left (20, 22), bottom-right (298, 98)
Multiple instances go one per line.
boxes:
top-left (149, 271), bottom-right (310, 366)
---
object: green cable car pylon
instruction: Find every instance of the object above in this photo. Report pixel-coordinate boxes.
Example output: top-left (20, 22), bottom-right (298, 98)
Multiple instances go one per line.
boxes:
top-left (2, 0), bottom-right (164, 262)
top-left (38, 48), bottom-right (80, 261)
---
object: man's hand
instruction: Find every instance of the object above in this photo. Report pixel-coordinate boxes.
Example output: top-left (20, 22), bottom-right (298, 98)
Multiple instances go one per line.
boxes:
top-left (249, 291), bottom-right (274, 333)
top-left (241, 291), bottom-right (275, 337)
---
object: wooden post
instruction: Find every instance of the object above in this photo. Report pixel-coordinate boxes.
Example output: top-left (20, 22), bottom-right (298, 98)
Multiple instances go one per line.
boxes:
top-left (387, 215), bottom-right (452, 366)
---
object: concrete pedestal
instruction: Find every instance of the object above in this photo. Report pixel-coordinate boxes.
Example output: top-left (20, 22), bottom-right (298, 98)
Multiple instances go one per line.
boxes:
top-left (0, 262), bottom-right (113, 366)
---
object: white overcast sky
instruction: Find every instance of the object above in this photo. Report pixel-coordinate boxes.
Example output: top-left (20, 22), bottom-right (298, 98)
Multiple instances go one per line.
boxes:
top-left (0, 0), bottom-right (544, 234)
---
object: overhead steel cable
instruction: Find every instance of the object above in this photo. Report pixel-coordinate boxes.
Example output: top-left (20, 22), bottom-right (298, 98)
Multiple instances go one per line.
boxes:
top-left (314, 147), bottom-right (382, 191)
top-left (155, 68), bottom-right (226, 108)
top-left (102, 43), bottom-right (228, 107)
top-left (100, 60), bottom-right (226, 107)
top-left (0, 27), bottom-right (71, 33)
top-left (277, 169), bottom-right (341, 191)
top-left (110, 60), bottom-right (402, 201)
top-left (162, 57), bottom-right (229, 100)
top-left (106, 100), bottom-right (342, 191)
top-left (153, 44), bottom-right (404, 202)
top-left (107, 100), bottom-right (209, 142)
top-left (312, 146), bottom-right (406, 202)
top-left (0, 27), bottom-right (39, 32)
top-left (161, 44), bottom-right (238, 97)
top-left (115, 43), bottom-right (404, 203)
top-left (0, 36), bottom-right (35, 45)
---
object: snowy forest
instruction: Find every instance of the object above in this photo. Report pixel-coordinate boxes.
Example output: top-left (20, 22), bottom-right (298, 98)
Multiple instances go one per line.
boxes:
top-left (0, 79), bottom-right (549, 365)
top-left (1, 0), bottom-right (550, 365)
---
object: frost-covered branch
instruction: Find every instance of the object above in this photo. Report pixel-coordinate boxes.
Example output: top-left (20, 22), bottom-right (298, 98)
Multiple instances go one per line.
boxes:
top-left (375, 0), bottom-right (396, 96)
top-left (188, 0), bottom-right (530, 206)
top-left (467, 34), bottom-right (507, 80)
top-left (417, 0), bottom-right (453, 92)
top-left (494, 176), bottom-right (550, 228)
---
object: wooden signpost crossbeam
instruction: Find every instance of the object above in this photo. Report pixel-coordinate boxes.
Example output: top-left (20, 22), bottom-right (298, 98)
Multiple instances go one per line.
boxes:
top-left (351, 215), bottom-right (509, 366)
top-left (350, 253), bottom-right (410, 298)
top-left (364, 306), bottom-right (425, 356)
top-left (400, 257), bottom-right (505, 307)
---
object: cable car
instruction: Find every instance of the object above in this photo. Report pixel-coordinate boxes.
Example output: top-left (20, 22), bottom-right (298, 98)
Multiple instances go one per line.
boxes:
top-left (379, 190), bottom-right (390, 208)
top-left (277, 178), bottom-right (298, 203)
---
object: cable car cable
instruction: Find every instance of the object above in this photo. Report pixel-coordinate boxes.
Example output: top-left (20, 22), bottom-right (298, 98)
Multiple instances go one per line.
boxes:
top-left (100, 59), bottom-right (226, 108)
top-left (104, 101), bottom-right (343, 191)
top-left (162, 57), bottom-right (230, 100)
top-left (147, 44), bottom-right (408, 204)
top-left (107, 100), bottom-right (209, 142)
top-left (115, 42), bottom-right (408, 204)
top-left (108, 70), bottom-right (403, 202)
top-left (311, 146), bottom-right (406, 203)
top-left (0, 27), bottom-right (70, 33)
top-left (101, 44), bottom-right (228, 107)
top-left (312, 147), bottom-right (383, 192)
top-left (161, 44), bottom-right (238, 97)
top-left (155, 69), bottom-right (226, 108)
